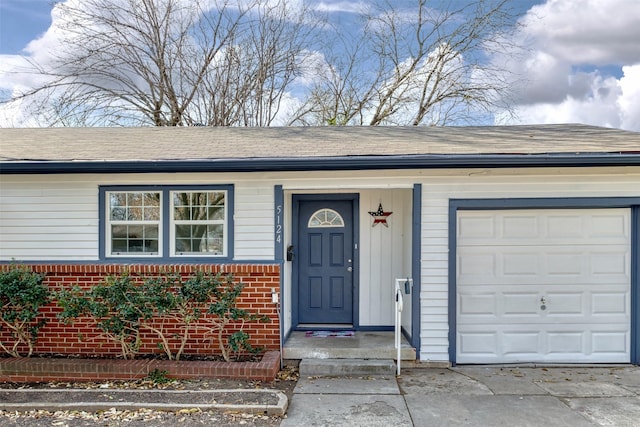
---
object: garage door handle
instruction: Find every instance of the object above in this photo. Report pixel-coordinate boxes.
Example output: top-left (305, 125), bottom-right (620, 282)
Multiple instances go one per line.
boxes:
top-left (540, 297), bottom-right (547, 310)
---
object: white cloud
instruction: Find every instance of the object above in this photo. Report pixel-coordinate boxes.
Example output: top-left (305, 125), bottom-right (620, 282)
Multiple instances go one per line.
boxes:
top-left (311, 1), bottom-right (368, 14)
top-left (0, 0), bottom-right (72, 100)
top-left (497, 72), bottom-right (624, 128)
top-left (498, 64), bottom-right (640, 131)
top-left (618, 64), bottom-right (640, 131)
top-left (494, 0), bottom-right (640, 131)
top-left (0, 55), bottom-right (31, 91)
top-left (523, 0), bottom-right (640, 65)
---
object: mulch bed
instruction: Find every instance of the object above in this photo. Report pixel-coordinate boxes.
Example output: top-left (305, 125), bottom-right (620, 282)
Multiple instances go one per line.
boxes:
top-left (0, 366), bottom-right (299, 425)
top-left (0, 389), bottom-right (280, 406)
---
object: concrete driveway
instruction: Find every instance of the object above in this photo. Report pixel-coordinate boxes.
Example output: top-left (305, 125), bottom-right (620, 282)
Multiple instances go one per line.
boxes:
top-left (282, 366), bottom-right (640, 426)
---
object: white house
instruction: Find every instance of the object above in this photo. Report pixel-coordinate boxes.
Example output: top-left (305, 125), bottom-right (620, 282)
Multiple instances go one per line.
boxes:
top-left (1, 125), bottom-right (639, 365)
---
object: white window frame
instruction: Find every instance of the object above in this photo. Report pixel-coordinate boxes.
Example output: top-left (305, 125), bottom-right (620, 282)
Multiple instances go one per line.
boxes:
top-left (307, 208), bottom-right (345, 228)
top-left (170, 190), bottom-right (228, 257)
top-left (105, 190), bottom-right (163, 258)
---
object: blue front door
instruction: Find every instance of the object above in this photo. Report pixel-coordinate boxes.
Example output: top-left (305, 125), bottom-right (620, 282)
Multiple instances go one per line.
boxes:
top-left (296, 198), bottom-right (354, 325)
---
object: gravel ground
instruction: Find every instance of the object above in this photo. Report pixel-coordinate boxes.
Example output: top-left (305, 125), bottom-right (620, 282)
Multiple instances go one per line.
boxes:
top-left (0, 408), bottom-right (281, 426)
top-left (0, 366), bottom-right (298, 426)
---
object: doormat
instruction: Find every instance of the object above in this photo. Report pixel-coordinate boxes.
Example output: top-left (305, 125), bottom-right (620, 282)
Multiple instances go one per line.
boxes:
top-left (304, 330), bottom-right (355, 338)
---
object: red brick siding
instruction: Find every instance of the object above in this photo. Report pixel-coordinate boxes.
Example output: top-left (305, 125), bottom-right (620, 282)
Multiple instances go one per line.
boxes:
top-left (0, 264), bottom-right (281, 358)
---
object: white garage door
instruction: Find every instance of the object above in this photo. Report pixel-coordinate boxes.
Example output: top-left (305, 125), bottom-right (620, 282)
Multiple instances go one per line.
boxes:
top-left (456, 208), bottom-right (631, 364)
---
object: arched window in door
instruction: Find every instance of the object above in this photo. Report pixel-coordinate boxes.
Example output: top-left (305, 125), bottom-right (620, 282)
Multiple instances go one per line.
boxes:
top-left (308, 208), bottom-right (345, 228)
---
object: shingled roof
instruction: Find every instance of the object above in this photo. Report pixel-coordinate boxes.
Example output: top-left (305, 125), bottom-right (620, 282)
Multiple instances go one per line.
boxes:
top-left (1, 124), bottom-right (639, 173)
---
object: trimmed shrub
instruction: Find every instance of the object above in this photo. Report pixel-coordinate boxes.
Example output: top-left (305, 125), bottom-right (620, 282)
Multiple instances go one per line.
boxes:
top-left (0, 265), bottom-right (49, 357)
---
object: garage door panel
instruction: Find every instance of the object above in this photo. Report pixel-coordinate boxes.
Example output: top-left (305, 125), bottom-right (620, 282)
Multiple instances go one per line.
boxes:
top-left (547, 253), bottom-right (583, 275)
top-left (460, 288), bottom-right (629, 322)
top-left (546, 214), bottom-right (588, 238)
top-left (590, 214), bottom-right (629, 238)
top-left (458, 253), bottom-right (496, 276)
top-left (459, 210), bottom-right (629, 245)
top-left (457, 208), bottom-right (631, 364)
top-left (503, 252), bottom-right (539, 275)
top-left (592, 332), bottom-right (628, 354)
top-left (458, 325), bottom-right (629, 363)
top-left (544, 293), bottom-right (584, 316)
top-left (592, 292), bottom-right (627, 315)
top-left (590, 251), bottom-right (628, 275)
top-left (547, 331), bottom-right (584, 354)
top-left (502, 332), bottom-right (541, 355)
top-left (503, 215), bottom-right (540, 238)
top-left (502, 292), bottom-right (539, 315)
top-left (459, 251), bottom-right (628, 285)
top-left (459, 292), bottom-right (497, 316)
top-left (458, 332), bottom-right (498, 355)
top-left (458, 215), bottom-right (495, 239)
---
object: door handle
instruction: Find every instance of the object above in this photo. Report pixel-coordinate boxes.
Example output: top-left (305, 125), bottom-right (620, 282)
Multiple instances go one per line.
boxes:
top-left (540, 297), bottom-right (547, 311)
top-left (347, 266), bottom-right (353, 272)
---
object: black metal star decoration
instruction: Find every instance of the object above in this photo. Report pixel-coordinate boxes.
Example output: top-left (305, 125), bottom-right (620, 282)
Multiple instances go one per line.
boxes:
top-left (369, 203), bottom-right (392, 227)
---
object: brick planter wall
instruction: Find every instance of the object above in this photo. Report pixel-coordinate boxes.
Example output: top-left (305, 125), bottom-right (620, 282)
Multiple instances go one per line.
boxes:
top-left (0, 351), bottom-right (281, 382)
top-left (0, 264), bottom-right (281, 359)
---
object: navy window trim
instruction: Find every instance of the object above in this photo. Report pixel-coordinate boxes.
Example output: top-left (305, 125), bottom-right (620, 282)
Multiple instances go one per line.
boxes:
top-left (99, 185), bottom-right (234, 262)
top-left (448, 197), bottom-right (640, 366)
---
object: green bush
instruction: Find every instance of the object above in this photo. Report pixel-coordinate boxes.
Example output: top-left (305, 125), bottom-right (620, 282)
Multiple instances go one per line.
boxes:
top-left (56, 269), bottom-right (269, 361)
top-left (199, 272), bottom-right (269, 361)
top-left (0, 265), bottom-right (49, 357)
top-left (56, 272), bottom-right (163, 360)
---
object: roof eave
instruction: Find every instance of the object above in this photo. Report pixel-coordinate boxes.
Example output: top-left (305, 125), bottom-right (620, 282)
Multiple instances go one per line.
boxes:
top-left (2, 153), bottom-right (640, 174)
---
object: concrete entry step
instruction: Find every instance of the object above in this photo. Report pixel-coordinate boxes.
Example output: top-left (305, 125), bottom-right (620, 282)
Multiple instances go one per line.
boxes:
top-left (283, 331), bottom-right (416, 360)
top-left (300, 358), bottom-right (396, 376)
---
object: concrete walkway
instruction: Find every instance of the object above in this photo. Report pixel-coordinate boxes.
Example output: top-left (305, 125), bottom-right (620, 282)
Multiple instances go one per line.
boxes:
top-left (281, 366), bottom-right (640, 426)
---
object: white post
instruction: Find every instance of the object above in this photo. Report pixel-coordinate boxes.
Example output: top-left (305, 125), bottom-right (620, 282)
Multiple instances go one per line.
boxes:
top-left (394, 279), bottom-right (404, 376)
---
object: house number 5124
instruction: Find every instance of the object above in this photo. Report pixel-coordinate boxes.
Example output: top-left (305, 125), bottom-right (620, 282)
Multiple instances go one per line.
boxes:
top-left (275, 205), bottom-right (283, 243)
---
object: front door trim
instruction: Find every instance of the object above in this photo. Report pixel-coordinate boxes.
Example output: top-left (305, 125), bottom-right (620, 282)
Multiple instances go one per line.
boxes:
top-left (292, 193), bottom-right (360, 329)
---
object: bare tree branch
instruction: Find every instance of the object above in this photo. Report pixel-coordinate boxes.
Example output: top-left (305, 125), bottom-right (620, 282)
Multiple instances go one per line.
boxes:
top-left (6, 0), bottom-right (315, 127)
top-left (290, 0), bottom-right (521, 126)
top-left (3, 0), bottom-right (521, 127)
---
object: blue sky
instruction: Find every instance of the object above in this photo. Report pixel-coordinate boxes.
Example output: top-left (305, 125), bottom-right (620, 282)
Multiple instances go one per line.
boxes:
top-left (0, 0), bottom-right (53, 54)
top-left (0, 0), bottom-right (639, 130)
top-left (0, 0), bottom-right (538, 55)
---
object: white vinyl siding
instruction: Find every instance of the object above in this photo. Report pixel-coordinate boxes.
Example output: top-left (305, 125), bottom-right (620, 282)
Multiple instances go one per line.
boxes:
top-left (234, 184), bottom-right (274, 260)
top-left (0, 179), bottom-right (99, 260)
